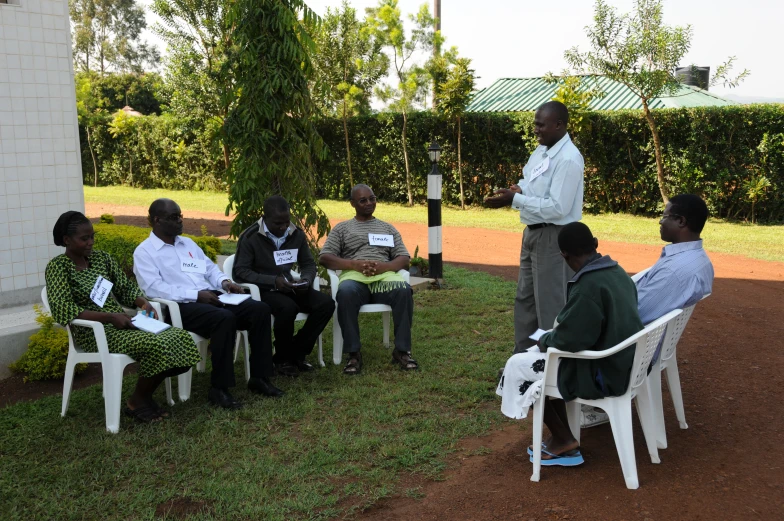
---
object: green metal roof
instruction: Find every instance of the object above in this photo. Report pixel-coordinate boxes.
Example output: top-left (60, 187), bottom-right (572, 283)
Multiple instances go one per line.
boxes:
top-left (466, 75), bottom-right (736, 112)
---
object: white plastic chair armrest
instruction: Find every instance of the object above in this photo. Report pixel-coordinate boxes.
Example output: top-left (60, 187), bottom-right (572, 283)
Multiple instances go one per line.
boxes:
top-left (150, 298), bottom-right (183, 328)
top-left (236, 282), bottom-right (261, 301)
top-left (327, 269), bottom-right (340, 298)
top-left (70, 318), bottom-right (110, 356)
top-left (631, 266), bottom-right (652, 283)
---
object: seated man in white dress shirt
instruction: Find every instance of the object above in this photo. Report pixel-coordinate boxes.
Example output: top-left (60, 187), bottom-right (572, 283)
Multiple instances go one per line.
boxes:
top-left (583, 194), bottom-right (715, 428)
top-left (133, 199), bottom-right (282, 410)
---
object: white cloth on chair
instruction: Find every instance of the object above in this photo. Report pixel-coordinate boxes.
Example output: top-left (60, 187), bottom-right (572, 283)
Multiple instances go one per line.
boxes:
top-left (496, 352), bottom-right (547, 419)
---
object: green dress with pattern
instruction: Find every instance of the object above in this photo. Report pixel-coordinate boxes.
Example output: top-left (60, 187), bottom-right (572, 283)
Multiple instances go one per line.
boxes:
top-left (45, 250), bottom-right (201, 377)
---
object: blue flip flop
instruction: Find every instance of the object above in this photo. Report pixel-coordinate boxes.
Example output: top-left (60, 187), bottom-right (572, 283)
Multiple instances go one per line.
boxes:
top-left (526, 443), bottom-right (548, 456)
top-left (529, 448), bottom-right (584, 466)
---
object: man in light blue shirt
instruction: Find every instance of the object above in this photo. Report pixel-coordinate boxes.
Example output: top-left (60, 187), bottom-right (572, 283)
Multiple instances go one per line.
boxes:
top-left (485, 101), bottom-right (584, 353)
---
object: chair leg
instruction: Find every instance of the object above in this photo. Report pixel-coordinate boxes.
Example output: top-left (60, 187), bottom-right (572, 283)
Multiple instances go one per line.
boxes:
top-left (233, 331), bottom-right (241, 363)
top-left (566, 401), bottom-right (581, 445)
top-left (382, 311), bottom-right (390, 349)
top-left (317, 334), bottom-right (325, 367)
top-left (634, 382), bottom-right (661, 464)
top-left (648, 364), bottom-right (667, 449)
top-left (164, 378), bottom-right (175, 406)
top-left (102, 361), bottom-right (126, 434)
top-left (178, 368), bottom-right (192, 402)
top-left (332, 310), bottom-right (343, 366)
top-left (197, 340), bottom-right (208, 373)
top-left (605, 398), bottom-right (639, 489)
top-left (664, 359), bottom-right (688, 430)
top-left (530, 398), bottom-right (545, 483)
top-left (61, 353), bottom-right (78, 417)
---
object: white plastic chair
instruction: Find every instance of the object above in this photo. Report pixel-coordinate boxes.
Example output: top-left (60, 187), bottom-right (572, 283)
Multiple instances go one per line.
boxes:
top-left (327, 268), bottom-right (411, 366)
top-left (647, 292), bottom-right (711, 449)
top-left (223, 254), bottom-right (325, 377)
top-left (43, 287), bottom-right (178, 433)
top-left (149, 297), bottom-right (209, 398)
top-left (530, 309), bottom-right (682, 490)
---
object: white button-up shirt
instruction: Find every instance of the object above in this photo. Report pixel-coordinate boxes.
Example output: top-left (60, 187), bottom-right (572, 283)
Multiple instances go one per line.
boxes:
top-left (261, 218), bottom-right (289, 250)
top-left (133, 232), bottom-right (229, 302)
top-left (511, 133), bottom-right (584, 225)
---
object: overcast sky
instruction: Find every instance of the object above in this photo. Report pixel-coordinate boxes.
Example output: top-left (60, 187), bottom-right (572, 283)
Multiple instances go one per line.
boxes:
top-left (141, 0), bottom-right (784, 101)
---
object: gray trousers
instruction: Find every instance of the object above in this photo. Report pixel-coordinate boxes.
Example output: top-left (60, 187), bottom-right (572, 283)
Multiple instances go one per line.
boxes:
top-left (513, 225), bottom-right (573, 353)
top-left (336, 280), bottom-right (414, 353)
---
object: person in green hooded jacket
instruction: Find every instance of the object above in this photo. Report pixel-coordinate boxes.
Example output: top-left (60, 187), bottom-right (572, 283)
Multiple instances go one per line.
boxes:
top-left (497, 222), bottom-right (643, 464)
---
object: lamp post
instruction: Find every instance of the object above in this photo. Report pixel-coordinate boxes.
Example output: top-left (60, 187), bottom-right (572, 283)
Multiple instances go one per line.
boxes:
top-left (427, 141), bottom-right (443, 281)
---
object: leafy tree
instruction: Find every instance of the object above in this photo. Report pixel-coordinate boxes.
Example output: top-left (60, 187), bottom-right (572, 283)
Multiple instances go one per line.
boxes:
top-left (224, 0), bottom-right (329, 249)
top-left (152, 0), bottom-right (235, 171)
top-left (69, 0), bottom-right (160, 74)
top-left (565, 0), bottom-right (748, 204)
top-left (311, 1), bottom-right (388, 189)
top-left (366, 0), bottom-right (440, 206)
top-left (75, 73), bottom-right (110, 186)
top-left (435, 56), bottom-right (475, 209)
top-left (543, 72), bottom-right (604, 136)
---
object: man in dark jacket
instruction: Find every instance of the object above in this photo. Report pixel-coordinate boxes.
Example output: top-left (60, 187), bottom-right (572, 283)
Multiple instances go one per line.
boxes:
top-left (497, 222), bottom-right (642, 463)
top-left (233, 196), bottom-right (335, 376)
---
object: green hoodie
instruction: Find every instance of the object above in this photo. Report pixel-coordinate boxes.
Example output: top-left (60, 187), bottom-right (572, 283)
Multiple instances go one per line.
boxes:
top-left (539, 253), bottom-right (643, 402)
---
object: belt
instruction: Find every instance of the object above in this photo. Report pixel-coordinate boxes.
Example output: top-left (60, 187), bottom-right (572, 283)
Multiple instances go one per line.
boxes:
top-left (527, 223), bottom-right (553, 230)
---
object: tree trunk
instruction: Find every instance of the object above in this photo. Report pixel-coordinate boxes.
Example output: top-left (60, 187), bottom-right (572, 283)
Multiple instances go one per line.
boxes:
top-left (457, 116), bottom-right (465, 209)
top-left (222, 142), bottom-right (230, 171)
top-left (343, 100), bottom-right (353, 189)
top-left (86, 126), bottom-right (99, 187)
top-left (641, 98), bottom-right (669, 204)
top-left (402, 110), bottom-right (413, 206)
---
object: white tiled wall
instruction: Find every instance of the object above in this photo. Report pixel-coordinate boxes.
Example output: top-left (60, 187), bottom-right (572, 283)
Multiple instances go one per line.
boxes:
top-left (0, 0), bottom-right (83, 296)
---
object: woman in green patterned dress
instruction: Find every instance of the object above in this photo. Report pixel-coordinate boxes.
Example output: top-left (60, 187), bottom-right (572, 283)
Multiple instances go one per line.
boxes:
top-left (46, 211), bottom-right (201, 423)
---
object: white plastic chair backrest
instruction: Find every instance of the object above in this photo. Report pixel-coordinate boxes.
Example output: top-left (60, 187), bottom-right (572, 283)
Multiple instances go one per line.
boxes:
top-left (41, 287), bottom-right (51, 313)
top-left (629, 309), bottom-right (682, 390)
top-left (226, 253), bottom-right (319, 290)
top-left (631, 266), bottom-right (652, 284)
top-left (658, 304), bottom-right (696, 363)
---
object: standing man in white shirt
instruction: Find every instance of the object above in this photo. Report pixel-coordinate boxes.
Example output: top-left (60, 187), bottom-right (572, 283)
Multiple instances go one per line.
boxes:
top-left (485, 101), bottom-right (584, 354)
top-left (133, 199), bottom-right (283, 410)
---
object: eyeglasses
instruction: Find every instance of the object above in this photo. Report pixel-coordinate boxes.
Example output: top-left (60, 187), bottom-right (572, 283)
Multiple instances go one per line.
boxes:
top-left (355, 196), bottom-right (377, 205)
top-left (161, 213), bottom-right (183, 222)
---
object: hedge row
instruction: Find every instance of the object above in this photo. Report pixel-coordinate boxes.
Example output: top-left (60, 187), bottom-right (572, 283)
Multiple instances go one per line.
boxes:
top-left (81, 105), bottom-right (784, 222)
top-left (93, 223), bottom-right (220, 275)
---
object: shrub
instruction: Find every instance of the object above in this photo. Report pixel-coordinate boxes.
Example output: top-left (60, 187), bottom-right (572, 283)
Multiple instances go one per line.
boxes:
top-left (93, 223), bottom-right (220, 275)
top-left (99, 213), bottom-right (115, 224)
top-left (10, 306), bottom-right (87, 382)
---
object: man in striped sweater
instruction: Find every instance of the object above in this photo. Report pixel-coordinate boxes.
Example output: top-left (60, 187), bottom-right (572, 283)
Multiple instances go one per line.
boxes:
top-left (319, 184), bottom-right (417, 375)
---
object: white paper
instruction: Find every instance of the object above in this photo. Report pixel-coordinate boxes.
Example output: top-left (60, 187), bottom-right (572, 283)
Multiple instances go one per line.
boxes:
top-left (89, 276), bottom-right (113, 308)
top-left (131, 313), bottom-right (171, 334)
top-left (528, 328), bottom-right (550, 341)
top-left (218, 293), bottom-right (251, 305)
top-left (527, 156), bottom-right (550, 182)
top-left (369, 233), bottom-right (394, 246)
top-left (273, 249), bottom-right (297, 266)
top-left (180, 257), bottom-right (206, 274)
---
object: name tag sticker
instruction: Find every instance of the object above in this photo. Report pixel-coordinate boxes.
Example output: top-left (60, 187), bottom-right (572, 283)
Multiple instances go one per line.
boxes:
top-left (528, 156), bottom-right (550, 182)
top-left (89, 276), bottom-right (113, 308)
top-left (180, 257), bottom-right (206, 274)
top-left (273, 249), bottom-right (297, 266)
top-left (369, 234), bottom-right (394, 247)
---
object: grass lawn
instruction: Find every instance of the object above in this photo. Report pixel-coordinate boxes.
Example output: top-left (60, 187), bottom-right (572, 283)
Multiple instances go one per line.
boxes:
top-left (84, 186), bottom-right (784, 262)
top-left (0, 266), bottom-right (518, 521)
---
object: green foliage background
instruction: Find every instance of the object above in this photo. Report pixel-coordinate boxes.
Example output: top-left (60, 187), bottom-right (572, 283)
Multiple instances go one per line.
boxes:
top-left (80, 104), bottom-right (784, 222)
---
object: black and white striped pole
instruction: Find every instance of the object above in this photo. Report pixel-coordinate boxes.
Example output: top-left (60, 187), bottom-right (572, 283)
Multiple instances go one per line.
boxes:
top-left (427, 141), bottom-right (443, 281)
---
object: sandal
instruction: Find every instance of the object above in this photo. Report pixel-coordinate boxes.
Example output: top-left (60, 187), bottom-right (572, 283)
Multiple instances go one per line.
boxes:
top-left (150, 399), bottom-right (170, 419)
top-left (391, 351), bottom-right (418, 370)
top-left (343, 353), bottom-right (362, 375)
top-left (123, 405), bottom-right (163, 424)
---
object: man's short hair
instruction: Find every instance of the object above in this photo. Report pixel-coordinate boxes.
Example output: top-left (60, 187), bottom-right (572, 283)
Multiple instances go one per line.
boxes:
top-left (558, 222), bottom-right (596, 256)
top-left (148, 198), bottom-right (174, 227)
top-left (669, 194), bottom-right (709, 233)
top-left (350, 184), bottom-right (373, 200)
top-left (263, 195), bottom-right (290, 216)
top-left (537, 100), bottom-right (569, 125)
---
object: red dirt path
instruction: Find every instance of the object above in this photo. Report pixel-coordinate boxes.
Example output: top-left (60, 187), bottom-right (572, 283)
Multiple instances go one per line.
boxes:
top-left (31, 205), bottom-right (784, 518)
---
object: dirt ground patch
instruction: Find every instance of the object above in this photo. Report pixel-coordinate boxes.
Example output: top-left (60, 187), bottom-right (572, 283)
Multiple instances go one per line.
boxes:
top-left (9, 204), bottom-right (775, 519)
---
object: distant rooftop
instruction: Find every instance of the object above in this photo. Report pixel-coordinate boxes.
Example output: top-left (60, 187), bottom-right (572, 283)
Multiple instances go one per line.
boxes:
top-left (466, 75), bottom-right (736, 112)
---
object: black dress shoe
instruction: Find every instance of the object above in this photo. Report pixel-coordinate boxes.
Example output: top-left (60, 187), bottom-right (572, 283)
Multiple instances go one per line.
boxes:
top-left (296, 360), bottom-right (316, 372)
top-left (248, 377), bottom-right (285, 397)
top-left (275, 362), bottom-right (299, 377)
top-left (208, 388), bottom-right (243, 410)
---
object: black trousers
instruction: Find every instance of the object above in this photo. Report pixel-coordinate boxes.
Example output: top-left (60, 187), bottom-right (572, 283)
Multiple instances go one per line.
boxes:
top-left (257, 288), bottom-right (335, 364)
top-left (178, 296), bottom-right (273, 389)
